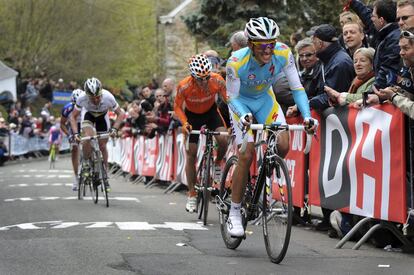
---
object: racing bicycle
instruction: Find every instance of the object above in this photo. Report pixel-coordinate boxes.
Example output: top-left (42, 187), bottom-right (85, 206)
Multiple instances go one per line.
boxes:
top-left (188, 127), bottom-right (229, 225)
top-left (216, 122), bottom-right (311, 264)
top-left (79, 133), bottom-right (110, 207)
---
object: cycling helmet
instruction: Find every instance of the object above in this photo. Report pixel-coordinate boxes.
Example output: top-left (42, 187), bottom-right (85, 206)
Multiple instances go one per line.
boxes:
top-left (188, 54), bottom-right (212, 79)
top-left (71, 89), bottom-right (84, 103)
top-left (245, 17), bottom-right (280, 40)
top-left (84, 77), bottom-right (102, 96)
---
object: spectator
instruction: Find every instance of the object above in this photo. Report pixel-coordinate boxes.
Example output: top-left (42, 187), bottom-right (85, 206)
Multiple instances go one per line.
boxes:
top-left (203, 49), bottom-right (222, 73)
top-left (0, 138), bottom-right (7, 166)
top-left (56, 78), bottom-right (65, 90)
top-left (342, 22), bottom-right (366, 57)
top-left (228, 31), bottom-right (248, 52)
top-left (347, 0), bottom-right (401, 90)
top-left (41, 101), bottom-right (52, 131)
top-left (162, 78), bottom-right (176, 103)
top-left (141, 86), bottom-right (156, 107)
top-left (309, 24), bottom-right (355, 110)
top-left (375, 28), bottom-right (414, 118)
top-left (339, 10), bottom-right (361, 27)
top-left (290, 31), bottom-right (303, 48)
top-left (21, 78), bottom-right (39, 106)
top-left (0, 117), bottom-right (8, 137)
top-left (325, 47), bottom-right (375, 106)
top-left (19, 111), bottom-right (34, 138)
top-left (295, 37), bottom-right (322, 99)
top-left (397, 0), bottom-right (414, 30)
top-left (146, 88), bottom-right (172, 134)
top-left (39, 78), bottom-right (53, 101)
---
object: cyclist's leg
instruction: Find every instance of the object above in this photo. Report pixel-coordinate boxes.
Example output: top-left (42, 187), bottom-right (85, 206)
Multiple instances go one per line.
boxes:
top-left (184, 109), bottom-right (205, 213)
top-left (209, 106), bottom-right (228, 163)
top-left (227, 104), bottom-right (255, 236)
top-left (256, 88), bottom-right (289, 158)
top-left (81, 112), bottom-right (96, 161)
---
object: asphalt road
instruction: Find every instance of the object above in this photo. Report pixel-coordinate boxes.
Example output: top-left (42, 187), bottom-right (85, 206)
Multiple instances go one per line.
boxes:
top-left (0, 157), bottom-right (413, 275)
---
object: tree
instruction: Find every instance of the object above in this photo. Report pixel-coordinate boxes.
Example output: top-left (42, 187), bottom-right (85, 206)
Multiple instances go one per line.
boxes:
top-left (183, 0), bottom-right (343, 56)
top-left (0, 0), bottom-right (159, 87)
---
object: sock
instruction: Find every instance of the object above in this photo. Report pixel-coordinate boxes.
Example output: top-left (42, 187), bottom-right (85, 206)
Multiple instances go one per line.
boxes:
top-left (230, 202), bottom-right (241, 217)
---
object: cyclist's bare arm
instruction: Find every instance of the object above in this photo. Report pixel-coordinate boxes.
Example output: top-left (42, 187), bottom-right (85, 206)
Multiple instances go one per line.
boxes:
top-left (70, 108), bottom-right (81, 134)
top-left (60, 116), bottom-right (69, 136)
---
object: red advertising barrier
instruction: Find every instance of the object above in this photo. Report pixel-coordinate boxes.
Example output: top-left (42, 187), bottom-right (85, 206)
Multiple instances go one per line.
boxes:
top-left (309, 105), bottom-right (407, 223)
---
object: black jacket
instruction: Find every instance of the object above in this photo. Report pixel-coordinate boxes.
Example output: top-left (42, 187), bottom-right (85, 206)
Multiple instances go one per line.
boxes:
top-left (350, 0), bottom-right (401, 89)
top-left (309, 42), bottom-right (355, 110)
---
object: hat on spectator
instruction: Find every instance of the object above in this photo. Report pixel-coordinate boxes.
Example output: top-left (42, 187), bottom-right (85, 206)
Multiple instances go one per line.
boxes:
top-left (313, 24), bottom-right (338, 42)
top-left (25, 111), bottom-right (32, 117)
top-left (58, 78), bottom-right (64, 83)
top-left (306, 25), bottom-right (320, 36)
top-left (9, 123), bottom-right (16, 129)
top-left (0, 117), bottom-right (5, 123)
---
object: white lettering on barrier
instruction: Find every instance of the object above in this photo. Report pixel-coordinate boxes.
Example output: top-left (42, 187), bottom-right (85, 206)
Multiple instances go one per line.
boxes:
top-left (285, 159), bottom-right (296, 188)
top-left (348, 108), bottom-right (392, 220)
top-left (322, 114), bottom-right (348, 198)
top-left (291, 130), bottom-right (303, 151)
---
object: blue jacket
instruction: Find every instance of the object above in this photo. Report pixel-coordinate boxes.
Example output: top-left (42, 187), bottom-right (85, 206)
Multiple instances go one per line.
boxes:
top-left (350, 0), bottom-right (401, 89)
top-left (309, 42), bottom-right (355, 110)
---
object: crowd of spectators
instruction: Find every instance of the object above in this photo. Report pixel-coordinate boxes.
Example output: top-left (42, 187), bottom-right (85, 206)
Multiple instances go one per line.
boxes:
top-left (1, 0), bottom-right (413, 248)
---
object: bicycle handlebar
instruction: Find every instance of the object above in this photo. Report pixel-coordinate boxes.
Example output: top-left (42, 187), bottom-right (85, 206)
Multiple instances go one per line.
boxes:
top-left (80, 133), bottom-right (110, 142)
top-left (240, 123), bottom-right (313, 154)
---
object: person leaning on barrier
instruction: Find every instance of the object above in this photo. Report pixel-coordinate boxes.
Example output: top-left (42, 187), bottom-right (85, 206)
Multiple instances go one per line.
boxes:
top-left (375, 28), bottom-right (414, 118)
top-left (325, 47), bottom-right (375, 107)
top-left (146, 88), bottom-right (172, 135)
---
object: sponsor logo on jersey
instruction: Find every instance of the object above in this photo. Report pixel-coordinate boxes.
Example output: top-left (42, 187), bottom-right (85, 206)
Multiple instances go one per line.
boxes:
top-left (231, 57), bottom-right (239, 62)
top-left (248, 74), bottom-right (256, 80)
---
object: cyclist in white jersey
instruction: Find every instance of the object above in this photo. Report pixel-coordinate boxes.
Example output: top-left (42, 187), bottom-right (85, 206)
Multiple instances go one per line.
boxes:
top-left (69, 77), bottom-right (125, 191)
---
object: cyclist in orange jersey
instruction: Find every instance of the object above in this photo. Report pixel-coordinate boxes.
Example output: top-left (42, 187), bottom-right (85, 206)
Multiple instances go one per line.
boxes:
top-left (174, 54), bottom-right (229, 213)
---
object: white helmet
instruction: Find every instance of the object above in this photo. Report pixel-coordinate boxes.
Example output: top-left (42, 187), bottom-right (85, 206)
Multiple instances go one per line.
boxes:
top-left (71, 89), bottom-right (84, 103)
top-left (188, 54), bottom-right (212, 79)
top-left (245, 17), bottom-right (280, 40)
top-left (84, 77), bottom-right (102, 96)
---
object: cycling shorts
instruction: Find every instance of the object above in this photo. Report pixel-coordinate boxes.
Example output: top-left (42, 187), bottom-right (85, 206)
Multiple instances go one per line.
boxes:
top-left (229, 88), bottom-right (285, 145)
top-left (185, 104), bottom-right (226, 144)
top-left (82, 111), bottom-right (110, 134)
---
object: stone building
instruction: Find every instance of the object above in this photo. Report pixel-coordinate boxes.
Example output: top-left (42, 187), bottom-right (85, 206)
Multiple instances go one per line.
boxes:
top-left (159, 0), bottom-right (209, 82)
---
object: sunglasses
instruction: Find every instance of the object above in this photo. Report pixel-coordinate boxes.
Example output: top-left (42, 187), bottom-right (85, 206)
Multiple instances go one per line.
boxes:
top-left (396, 14), bottom-right (414, 22)
top-left (401, 30), bottom-right (414, 39)
top-left (194, 75), bottom-right (211, 82)
top-left (299, 52), bottom-right (316, 59)
top-left (251, 40), bottom-right (277, 51)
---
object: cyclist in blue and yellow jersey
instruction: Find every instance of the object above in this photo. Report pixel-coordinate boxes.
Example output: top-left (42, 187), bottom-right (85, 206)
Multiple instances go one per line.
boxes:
top-left (60, 89), bottom-right (84, 191)
top-left (225, 17), bottom-right (318, 237)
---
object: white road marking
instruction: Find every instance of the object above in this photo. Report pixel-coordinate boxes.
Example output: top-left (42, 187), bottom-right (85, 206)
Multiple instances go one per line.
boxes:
top-left (0, 221), bottom-right (207, 231)
top-left (4, 196), bottom-right (140, 203)
top-left (9, 183), bottom-right (73, 187)
top-left (15, 175), bottom-right (71, 178)
top-left (17, 169), bottom-right (73, 173)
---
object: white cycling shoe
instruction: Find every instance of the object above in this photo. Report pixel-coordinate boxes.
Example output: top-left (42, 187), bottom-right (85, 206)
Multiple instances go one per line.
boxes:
top-left (185, 196), bottom-right (197, 213)
top-left (227, 215), bottom-right (245, 237)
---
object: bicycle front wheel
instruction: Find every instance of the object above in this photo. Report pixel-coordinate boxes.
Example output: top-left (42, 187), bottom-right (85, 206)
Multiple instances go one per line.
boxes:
top-left (218, 155), bottom-right (243, 249)
top-left (262, 155), bottom-right (292, 264)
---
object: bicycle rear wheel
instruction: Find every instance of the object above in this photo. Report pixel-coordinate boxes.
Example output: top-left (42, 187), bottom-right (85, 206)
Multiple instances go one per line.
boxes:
top-left (218, 155), bottom-right (243, 249)
top-left (262, 155), bottom-right (292, 264)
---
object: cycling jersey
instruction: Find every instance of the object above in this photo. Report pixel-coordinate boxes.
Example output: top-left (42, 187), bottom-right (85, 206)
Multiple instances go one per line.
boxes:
top-left (75, 89), bottom-right (119, 117)
top-left (226, 43), bottom-right (311, 119)
top-left (174, 72), bottom-right (228, 125)
top-left (226, 43), bottom-right (311, 144)
top-left (49, 125), bottom-right (62, 144)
